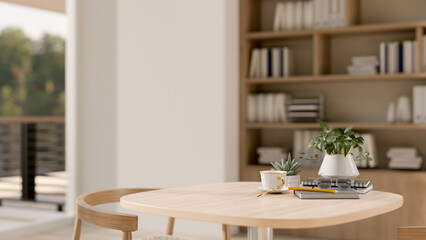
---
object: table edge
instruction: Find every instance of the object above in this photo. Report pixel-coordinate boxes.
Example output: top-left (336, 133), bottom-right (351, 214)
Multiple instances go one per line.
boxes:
top-left (120, 190), bottom-right (404, 229)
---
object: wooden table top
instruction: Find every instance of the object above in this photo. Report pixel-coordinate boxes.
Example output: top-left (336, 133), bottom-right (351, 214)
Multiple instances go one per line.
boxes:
top-left (120, 182), bottom-right (403, 229)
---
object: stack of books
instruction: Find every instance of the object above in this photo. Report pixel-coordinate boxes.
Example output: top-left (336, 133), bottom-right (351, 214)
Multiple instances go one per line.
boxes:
top-left (293, 130), bottom-right (323, 168)
top-left (287, 96), bottom-right (324, 121)
top-left (296, 178), bottom-right (373, 199)
top-left (347, 56), bottom-right (378, 76)
top-left (247, 93), bottom-right (289, 123)
top-left (379, 40), bottom-right (417, 74)
top-left (272, 0), bottom-right (348, 32)
top-left (349, 133), bottom-right (377, 168)
top-left (413, 86), bottom-right (426, 124)
top-left (387, 147), bottom-right (423, 169)
top-left (257, 147), bottom-right (288, 165)
top-left (249, 47), bottom-right (293, 78)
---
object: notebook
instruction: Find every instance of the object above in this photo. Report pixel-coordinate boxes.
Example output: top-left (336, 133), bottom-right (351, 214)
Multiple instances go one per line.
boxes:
top-left (294, 188), bottom-right (360, 199)
top-left (302, 178), bottom-right (370, 188)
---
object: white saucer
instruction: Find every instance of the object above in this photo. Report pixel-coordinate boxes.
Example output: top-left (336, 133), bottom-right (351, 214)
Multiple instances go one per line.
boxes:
top-left (256, 186), bottom-right (289, 193)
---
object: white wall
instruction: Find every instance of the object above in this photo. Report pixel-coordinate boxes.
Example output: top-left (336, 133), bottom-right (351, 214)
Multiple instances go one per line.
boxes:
top-left (68, 0), bottom-right (239, 236)
top-left (115, 0), bottom-right (238, 236)
top-left (66, 0), bottom-right (117, 205)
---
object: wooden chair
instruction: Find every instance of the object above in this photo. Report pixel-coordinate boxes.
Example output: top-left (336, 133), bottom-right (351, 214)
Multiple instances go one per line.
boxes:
top-left (398, 226), bottom-right (426, 240)
top-left (72, 188), bottom-right (180, 240)
top-left (72, 188), bottom-right (232, 240)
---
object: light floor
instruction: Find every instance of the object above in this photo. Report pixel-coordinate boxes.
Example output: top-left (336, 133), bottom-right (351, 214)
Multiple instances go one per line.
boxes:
top-left (12, 223), bottom-right (326, 240)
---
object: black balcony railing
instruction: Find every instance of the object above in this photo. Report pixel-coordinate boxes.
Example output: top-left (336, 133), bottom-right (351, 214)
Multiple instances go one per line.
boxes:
top-left (0, 117), bottom-right (65, 211)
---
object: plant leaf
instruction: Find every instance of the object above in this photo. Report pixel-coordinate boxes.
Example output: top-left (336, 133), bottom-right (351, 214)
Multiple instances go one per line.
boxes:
top-left (344, 125), bottom-right (353, 134)
top-left (318, 120), bottom-right (330, 131)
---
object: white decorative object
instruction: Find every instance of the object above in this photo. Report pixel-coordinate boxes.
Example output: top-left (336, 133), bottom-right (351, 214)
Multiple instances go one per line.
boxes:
top-left (386, 102), bottom-right (395, 123)
top-left (285, 175), bottom-right (301, 188)
top-left (395, 95), bottom-right (412, 123)
top-left (318, 154), bottom-right (359, 179)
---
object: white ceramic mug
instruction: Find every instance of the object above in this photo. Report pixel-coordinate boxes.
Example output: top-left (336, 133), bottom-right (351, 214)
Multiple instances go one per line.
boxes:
top-left (260, 170), bottom-right (287, 190)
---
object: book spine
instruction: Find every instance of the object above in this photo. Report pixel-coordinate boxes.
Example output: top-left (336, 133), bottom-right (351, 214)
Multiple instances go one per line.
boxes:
top-left (323, 0), bottom-right (330, 29)
top-left (413, 86), bottom-right (422, 123)
top-left (423, 86), bottom-right (426, 123)
top-left (303, 0), bottom-right (313, 29)
top-left (330, 0), bottom-right (338, 28)
top-left (388, 42), bottom-right (397, 74)
top-left (260, 48), bottom-right (268, 78)
top-left (338, 0), bottom-right (346, 27)
top-left (267, 49), bottom-right (272, 77)
top-left (295, 1), bottom-right (303, 30)
top-left (413, 40), bottom-right (417, 72)
top-left (248, 48), bottom-right (260, 78)
top-left (379, 42), bottom-right (386, 74)
top-left (423, 35), bottom-right (426, 71)
top-left (398, 42), bottom-right (403, 73)
top-left (313, 0), bottom-right (321, 29)
top-left (286, 1), bottom-right (295, 31)
top-left (273, 3), bottom-right (283, 31)
top-left (403, 41), bottom-right (413, 74)
top-left (272, 48), bottom-right (281, 78)
top-left (280, 2), bottom-right (287, 31)
top-left (283, 47), bottom-right (289, 77)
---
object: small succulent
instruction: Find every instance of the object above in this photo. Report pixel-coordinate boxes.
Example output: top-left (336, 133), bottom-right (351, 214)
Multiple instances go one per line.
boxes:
top-left (270, 153), bottom-right (302, 176)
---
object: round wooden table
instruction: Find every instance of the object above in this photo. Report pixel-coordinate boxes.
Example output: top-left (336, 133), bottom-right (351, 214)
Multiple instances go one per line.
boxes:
top-left (120, 182), bottom-right (403, 240)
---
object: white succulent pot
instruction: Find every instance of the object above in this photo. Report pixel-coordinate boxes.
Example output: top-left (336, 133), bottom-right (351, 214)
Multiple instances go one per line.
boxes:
top-left (285, 175), bottom-right (301, 188)
top-left (318, 154), bottom-right (359, 179)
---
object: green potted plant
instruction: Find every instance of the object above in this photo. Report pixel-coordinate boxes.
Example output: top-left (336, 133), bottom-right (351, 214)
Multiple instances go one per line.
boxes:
top-left (308, 120), bottom-right (371, 179)
top-left (270, 153), bottom-right (302, 188)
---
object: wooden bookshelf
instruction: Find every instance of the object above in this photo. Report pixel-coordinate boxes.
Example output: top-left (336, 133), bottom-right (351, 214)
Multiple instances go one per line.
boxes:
top-left (240, 0), bottom-right (426, 239)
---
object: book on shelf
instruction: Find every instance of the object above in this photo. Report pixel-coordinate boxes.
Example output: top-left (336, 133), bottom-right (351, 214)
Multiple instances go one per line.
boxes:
top-left (413, 86), bottom-right (426, 124)
top-left (286, 1), bottom-right (295, 31)
top-left (249, 49), bottom-right (260, 78)
top-left (380, 40), bottom-right (418, 74)
top-left (295, 0), bottom-right (303, 30)
top-left (303, 0), bottom-right (314, 29)
top-left (272, 0), bottom-right (347, 32)
top-left (260, 48), bottom-right (268, 78)
top-left (424, 35), bottom-right (426, 71)
top-left (247, 93), bottom-right (289, 123)
top-left (248, 47), bottom-right (293, 78)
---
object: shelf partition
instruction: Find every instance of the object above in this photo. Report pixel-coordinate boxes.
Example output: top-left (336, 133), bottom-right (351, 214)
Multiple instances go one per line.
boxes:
top-left (245, 122), bottom-right (426, 130)
top-left (246, 73), bottom-right (426, 85)
top-left (245, 20), bottom-right (426, 41)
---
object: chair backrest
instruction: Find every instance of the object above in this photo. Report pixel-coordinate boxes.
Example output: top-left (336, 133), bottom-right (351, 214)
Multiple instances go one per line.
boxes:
top-left (76, 188), bottom-right (157, 232)
top-left (398, 227), bottom-right (426, 240)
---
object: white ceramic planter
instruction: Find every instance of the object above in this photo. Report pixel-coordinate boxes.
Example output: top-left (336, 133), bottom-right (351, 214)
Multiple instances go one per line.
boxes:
top-left (318, 154), bottom-right (359, 179)
top-left (285, 175), bottom-right (301, 188)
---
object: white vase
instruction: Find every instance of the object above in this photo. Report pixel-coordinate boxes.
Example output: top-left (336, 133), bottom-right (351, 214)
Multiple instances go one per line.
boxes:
top-left (285, 175), bottom-right (301, 188)
top-left (318, 154), bottom-right (359, 179)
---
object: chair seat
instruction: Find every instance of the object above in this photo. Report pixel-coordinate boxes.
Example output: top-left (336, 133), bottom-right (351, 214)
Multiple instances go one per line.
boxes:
top-left (139, 235), bottom-right (191, 240)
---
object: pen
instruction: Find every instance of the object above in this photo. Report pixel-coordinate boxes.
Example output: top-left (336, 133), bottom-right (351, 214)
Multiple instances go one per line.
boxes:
top-left (289, 187), bottom-right (339, 193)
